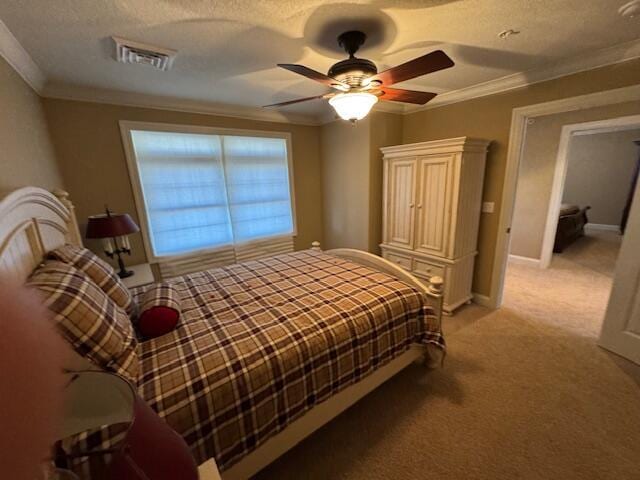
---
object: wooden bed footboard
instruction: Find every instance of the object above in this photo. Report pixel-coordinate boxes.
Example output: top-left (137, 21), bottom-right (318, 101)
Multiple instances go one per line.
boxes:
top-left (313, 241), bottom-right (444, 328)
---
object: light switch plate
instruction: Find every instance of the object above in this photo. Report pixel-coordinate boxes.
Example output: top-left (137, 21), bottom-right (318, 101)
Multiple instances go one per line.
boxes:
top-left (482, 201), bottom-right (495, 213)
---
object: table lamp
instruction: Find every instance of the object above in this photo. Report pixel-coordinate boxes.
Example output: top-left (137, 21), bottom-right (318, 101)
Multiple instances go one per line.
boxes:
top-left (86, 207), bottom-right (140, 278)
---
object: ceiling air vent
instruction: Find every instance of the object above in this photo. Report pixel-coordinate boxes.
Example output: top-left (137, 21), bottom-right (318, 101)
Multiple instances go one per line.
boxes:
top-left (112, 36), bottom-right (177, 71)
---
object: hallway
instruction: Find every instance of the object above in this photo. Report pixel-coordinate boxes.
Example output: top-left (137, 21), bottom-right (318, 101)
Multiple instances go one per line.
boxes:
top-left (505, 229), bottom-right (621, 336)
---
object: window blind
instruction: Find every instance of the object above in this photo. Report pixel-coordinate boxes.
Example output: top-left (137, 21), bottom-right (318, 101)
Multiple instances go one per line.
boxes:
top-left (223, 136), bottom-right (293, 242)
top-left (130, 130), bottom-right (294, 258)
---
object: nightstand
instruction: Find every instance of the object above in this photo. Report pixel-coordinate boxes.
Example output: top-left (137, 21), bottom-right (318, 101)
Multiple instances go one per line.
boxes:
top-left (121, 263), bottom-right (154, 289)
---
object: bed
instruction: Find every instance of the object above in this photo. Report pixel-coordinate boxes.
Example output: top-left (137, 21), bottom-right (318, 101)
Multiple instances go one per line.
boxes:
top-left (553, 203), bottom-right (591, 253)
top-left (0, 187), bottom-right (445, 479)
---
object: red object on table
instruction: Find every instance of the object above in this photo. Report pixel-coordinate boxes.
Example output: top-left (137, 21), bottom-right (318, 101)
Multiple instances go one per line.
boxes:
top-left (103, 393), bottom-right (198, 480)
top-left (59, 371), bottom-right (198, 480)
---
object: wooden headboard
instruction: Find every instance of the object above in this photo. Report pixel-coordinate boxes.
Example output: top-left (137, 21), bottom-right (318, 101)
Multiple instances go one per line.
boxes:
top-left (0, 187), bottom-right (82, 282)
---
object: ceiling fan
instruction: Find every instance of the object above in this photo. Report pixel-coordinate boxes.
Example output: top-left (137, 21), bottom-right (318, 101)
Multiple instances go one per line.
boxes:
top-left (264, 30), bottom-right (454, 122)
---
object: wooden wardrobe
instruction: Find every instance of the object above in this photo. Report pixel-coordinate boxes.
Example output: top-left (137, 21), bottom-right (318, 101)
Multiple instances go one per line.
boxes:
top-left (380, 137), bottom-right (489, 314)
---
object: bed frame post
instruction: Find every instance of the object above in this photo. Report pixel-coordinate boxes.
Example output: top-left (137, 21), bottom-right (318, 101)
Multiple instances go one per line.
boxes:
top-left (316, 245), bottom-right (445, 324)
top-left (424, 275), bottom-right (444, 324)
top-left (52, 189), bottom-right (83, 247)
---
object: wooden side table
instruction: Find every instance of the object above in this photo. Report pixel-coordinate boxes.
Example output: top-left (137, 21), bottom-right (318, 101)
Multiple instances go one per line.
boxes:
top-left (121, 263), bottom-right (154, 289)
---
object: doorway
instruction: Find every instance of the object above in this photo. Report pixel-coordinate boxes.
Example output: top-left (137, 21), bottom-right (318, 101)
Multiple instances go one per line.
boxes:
top-left (509, 117), bottom-right (640, 267)
top-left (538, 117), bottom-right (640, 269)
top-left (489, 85), bottom-right (640, 310)
top-left (504, 115), bottom-right (640, 367)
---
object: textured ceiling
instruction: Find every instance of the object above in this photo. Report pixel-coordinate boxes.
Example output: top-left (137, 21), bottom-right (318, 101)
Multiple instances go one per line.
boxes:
top-left (0, 0), bottom-right (638, 121)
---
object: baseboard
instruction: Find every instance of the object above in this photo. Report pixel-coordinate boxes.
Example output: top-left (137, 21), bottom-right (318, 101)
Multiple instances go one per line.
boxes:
top-left (585, 223), bottom-right (620, 233)
top-left (472, 293), bottom-right (494, 308)
top-left (508, 254), bottom-right (542, 267)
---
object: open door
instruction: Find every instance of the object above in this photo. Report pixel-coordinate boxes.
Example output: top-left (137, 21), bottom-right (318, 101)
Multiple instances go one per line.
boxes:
top-left (620, 141), bottom-right (640, 234)
top-left (598, 177), bottom-right (640, 365)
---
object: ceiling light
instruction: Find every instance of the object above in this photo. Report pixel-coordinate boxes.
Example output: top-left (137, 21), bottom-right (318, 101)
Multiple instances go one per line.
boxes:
top-left (329, 92), bottom-right (378, 122)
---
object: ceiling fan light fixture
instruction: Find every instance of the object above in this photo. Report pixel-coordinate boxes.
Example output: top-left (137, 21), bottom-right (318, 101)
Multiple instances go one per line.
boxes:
top-left (329, 92), bottom-right (378, 122)
top-left (266, 31), bottom-right (452, 111)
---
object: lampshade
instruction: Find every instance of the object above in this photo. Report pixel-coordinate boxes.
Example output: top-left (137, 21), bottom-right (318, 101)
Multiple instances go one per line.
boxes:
top-left (329, 92), bottom-right (378, 121)
top-left (86, 213), bottom-right (139, 239)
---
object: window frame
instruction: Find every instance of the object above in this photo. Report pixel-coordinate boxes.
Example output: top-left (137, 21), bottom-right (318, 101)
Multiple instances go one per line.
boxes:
top-left (119, 120), bottom-right (297, 262)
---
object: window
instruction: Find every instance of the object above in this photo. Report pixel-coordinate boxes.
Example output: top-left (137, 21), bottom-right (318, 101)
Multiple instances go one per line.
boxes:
top-left (122, 123), bottom-right (295, 259)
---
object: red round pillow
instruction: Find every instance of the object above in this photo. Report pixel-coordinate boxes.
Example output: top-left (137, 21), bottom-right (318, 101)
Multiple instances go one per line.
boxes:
top-left (139, 306), bottom-right (179, 338)
top-left (138, 282), bottom-right (181, 339)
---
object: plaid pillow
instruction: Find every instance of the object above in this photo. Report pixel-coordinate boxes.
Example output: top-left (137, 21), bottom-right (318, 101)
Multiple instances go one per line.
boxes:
top-left (48, 244), bottom-right (136, 318)
top-left (138, 282), bottom-right (181, 338)
top-left (27, 260), bottom-right (139, 383)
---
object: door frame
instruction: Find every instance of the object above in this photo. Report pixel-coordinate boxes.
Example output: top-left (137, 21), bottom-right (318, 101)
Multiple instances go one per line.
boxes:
top-left (489, 84), bottom-right (640, 309)
top-left (539, 115), bottom-right (640, 269)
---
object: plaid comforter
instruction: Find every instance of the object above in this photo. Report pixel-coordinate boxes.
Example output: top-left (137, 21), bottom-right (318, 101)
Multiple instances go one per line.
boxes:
top-left (69, 250), bottom-right (445, 475)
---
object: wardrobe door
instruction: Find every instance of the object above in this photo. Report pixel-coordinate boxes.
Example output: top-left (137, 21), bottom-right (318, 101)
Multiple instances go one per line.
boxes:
top-left (415, 154), bottom-right (454, 257)
top-left (384, 158), bottom-right (417, 249)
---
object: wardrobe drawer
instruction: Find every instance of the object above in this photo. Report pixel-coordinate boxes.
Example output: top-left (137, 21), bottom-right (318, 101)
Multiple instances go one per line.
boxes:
top-left (384, 252), bottom-right (412, 270)
top-left (413, 259), bottom-right (445, 279)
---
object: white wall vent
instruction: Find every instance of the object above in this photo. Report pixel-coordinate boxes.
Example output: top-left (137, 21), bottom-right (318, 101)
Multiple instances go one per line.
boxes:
top-left (112, 36), bottom-right (177, 71)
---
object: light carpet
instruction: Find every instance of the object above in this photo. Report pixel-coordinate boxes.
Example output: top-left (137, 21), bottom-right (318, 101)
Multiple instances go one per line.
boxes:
top-left (256, 231), bottom-right (640, 479)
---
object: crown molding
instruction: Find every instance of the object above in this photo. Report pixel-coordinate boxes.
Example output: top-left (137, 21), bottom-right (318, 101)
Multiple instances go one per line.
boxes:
top-left (380, 136), bottom-right (490, 157)
top-left (373, 101), bottom-right (406, 115)
top-left (0, 19), bottom-right (45, 92)
top-left (41, 83), bottom-right (321, 126)
top-left (406, 37), bottom-right (640, 114)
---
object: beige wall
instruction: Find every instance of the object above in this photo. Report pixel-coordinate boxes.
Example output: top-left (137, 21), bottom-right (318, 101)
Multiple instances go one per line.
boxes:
top-left (0, 56), bottom-right (62, 192)
top-left (511, 102), bottom-right (640, 259)
top-left (321, 117), bottom-right (371, 250)
top-left (321, 111), bottom-right (403, 252)
top-left (369, 112), bottom-right (403, 253)
top-left (42, 98), bottom-right (324, 264)
top-left (402, 58), bottom-right (640, 295)
top-left (564, 129), bottom-right (640, 226)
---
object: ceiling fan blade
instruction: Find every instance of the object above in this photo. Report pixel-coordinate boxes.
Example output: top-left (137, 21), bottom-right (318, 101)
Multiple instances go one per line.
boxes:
top-left (369, 50), bottom-right (454, 86)
top-left (277, 64), bottom-right (349, 91)
top-left (378, 87), bottom-right (437, 105)
top-left (263, 94), bottom-right (331, 108)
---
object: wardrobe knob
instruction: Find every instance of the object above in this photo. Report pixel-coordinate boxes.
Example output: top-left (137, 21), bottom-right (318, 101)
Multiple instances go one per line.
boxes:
top-left (418, 204), bottom-right (423, 209)
top-left (409, 203), bottom-right (415, 208)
